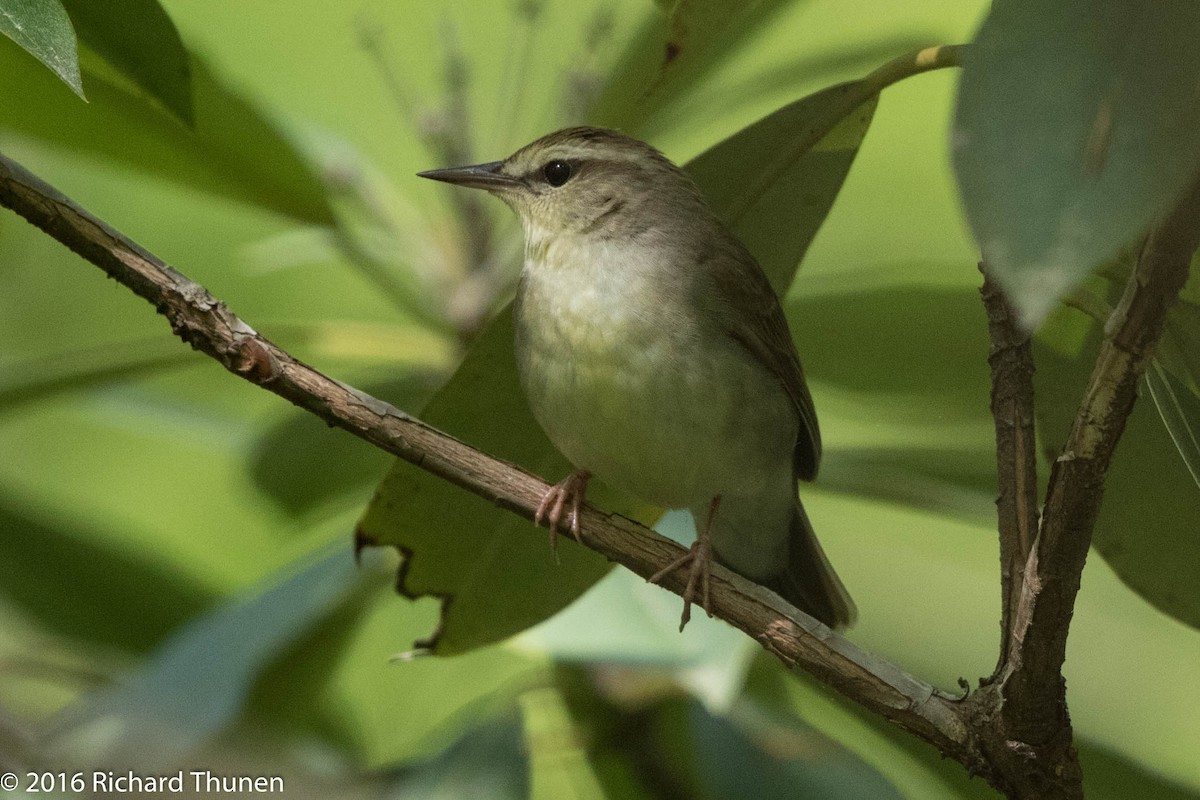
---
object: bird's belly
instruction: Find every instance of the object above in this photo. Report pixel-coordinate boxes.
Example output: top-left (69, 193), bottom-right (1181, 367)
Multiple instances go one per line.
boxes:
top-left (515, 274), bottom-right (794, 508)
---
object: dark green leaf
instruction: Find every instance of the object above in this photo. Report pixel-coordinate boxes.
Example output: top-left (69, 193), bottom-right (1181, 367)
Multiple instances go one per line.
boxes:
top-left (953, 0), bottom-right (1200, 328)
top-left (0, 339), bottom-right (200, 412)
top-left (358, 84), bottom-right (878, 655)
top-left (0, 0), bottom-right (82, 97)
top-left (689, 701), bottom-right (903, 800)
top-left (356, 313), bottom-right (636, 657)
top-left (1035, 318), bottom-right (1200, 629)
top-left (250, 377), bottom-right (439, 518)
top-left (387, 710), bottom-right (528, 800)
top-left (687, 85), bottom-right (878, 291)
top-left (48, 545), bottom-right (374, 767)
top-left (787, 283), bottom-right (996, 522)
top-left (60, 0), bottom-right (193, 125)
top-left (1158, 293), bottom-right (1200, 399)
top-left (591, 0), bottom-right (803, 131)
top-left (0, 490), bottom-right (216, 652)
top-left (0, 45), bottom-right (333, 224)
top-left (1079, 740), bottom-right (1200, 800)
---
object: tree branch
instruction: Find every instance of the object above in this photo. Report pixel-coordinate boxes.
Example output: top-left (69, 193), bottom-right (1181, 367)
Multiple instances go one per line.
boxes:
top-left (974, 175), bottom-right (1200, 799)
top-left (0, 151), bottom-right (981, 779)
top-left (978, 267), bottom-right (1039, 671)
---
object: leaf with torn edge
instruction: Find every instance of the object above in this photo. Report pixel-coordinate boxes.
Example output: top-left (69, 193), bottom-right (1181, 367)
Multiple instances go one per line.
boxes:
top-left (357, 83), bottom-right (878, 655)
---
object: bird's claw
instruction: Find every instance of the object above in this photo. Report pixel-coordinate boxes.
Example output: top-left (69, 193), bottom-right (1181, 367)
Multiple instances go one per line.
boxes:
top-left (535, 470), bottom-right (591, 559)
top-left (648, 538), bottom-right (714, 631)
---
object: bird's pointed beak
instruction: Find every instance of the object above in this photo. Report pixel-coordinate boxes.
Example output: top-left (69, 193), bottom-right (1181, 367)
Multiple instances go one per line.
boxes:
top-left (417, 161), bottom-right (522, 191)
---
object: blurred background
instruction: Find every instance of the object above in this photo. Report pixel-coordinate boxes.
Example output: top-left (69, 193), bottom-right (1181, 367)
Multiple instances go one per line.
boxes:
top-left (1, 1), bottom-right (1198, 797)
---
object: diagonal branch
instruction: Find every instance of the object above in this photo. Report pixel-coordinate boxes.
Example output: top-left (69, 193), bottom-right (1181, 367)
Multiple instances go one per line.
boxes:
top-left (0, 152), bottom-right (981, 778)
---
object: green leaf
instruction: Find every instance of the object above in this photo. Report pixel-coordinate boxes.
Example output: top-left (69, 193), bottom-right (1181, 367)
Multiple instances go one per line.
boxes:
top-left (356, 313), bottom-right (637, 657)
top-left (1078, 741), bottom-right (1200, 800)
top-left (0, 339), bottom-right (201, 412)
top-left (358, 83), bottom-right (878, 655)
top-left (787, 282), bottom-right (996, 523)
top-left (687, 84), bottom-right (878, 291)
top-left (47, 544), bottom-right (374, 767)
top-left (60, 0), bottom-right (193, 125)
top-left (591, 0), bottom-right (803, 131)
top-left (388, 709), bottom-right (528, 800)
top-left (0, 489), bottom-right (216, 653)
top-left (953, 0), bottom-right (1200, 329)
top-left (250, 377), bottom-right (438, 518)
top-left (0, 45), bottom-right (333, 224)
top-left (1035, 317), bottom-right (1200, 629)
top-left (743, 653), bottom-right (995, 800)
top-left (689, 700), bottom-right (904, 800)
top-left (0, 0), bottom-right (82, 98)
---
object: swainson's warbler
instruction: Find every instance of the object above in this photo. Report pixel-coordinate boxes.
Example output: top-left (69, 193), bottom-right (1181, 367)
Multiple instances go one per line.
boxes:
top-left (420, 127), bottom-right (855, 630)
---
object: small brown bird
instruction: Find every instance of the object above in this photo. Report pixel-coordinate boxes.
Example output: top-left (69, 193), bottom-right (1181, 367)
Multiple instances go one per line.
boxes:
top-left (420, 127), bottom-right (855, 630)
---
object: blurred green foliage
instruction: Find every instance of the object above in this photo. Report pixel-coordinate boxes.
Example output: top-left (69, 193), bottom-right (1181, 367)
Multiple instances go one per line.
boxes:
top-left (1, 1), bottom-right (1198, 798)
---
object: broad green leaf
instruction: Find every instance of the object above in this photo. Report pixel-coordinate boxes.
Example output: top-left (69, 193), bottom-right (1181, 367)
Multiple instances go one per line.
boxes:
top-left (358, 83), bottom-right (878, 655)
top-left (591, 0), bottom-right (802, 131)
top-left (554, 667), bottom-right (902, 800)
top-left (60, 0), bottom-right (193, 125)
top-left (1035, 318), bottom-right (1200, 629)
top-left (388, 709), bottom-right (528, 800)
top-left (953, 0), bottom-right (1200, 329)
top-left (0, 490), bottom-right (215, 653)
top-left (0, 45), bottom-right (333, 224)
top-left (688, 85), bottom-right (878, 291)
top-left (689, 699), bottom-right (903, 800)
top-left (0, 0), bottom-right (82, 98)
top-left (748, 650), bottom-right (1200, 800)
top-left (1078, 742), bottom-right (1200, 800)
top-left (250, 376), bottom-right (439, 519)
top-left (519, 510), bottom-right (758, 711)
top-left (356, 312), bottom-right (635, 657)
top-left (46, 544), bottom-right (375, 768)
top-left (0, 339), bottom-right (201, 412)
top-left (743, 653), bottom-right (994, 800)
top-left (787, 283), bottom-right (996, 523)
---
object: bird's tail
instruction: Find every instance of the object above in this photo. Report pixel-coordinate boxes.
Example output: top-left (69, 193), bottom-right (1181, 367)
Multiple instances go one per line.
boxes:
top-left (759, 499), bottom-right (856, 629)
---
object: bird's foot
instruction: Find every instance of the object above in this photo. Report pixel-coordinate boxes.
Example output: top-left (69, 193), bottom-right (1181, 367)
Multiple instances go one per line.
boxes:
top-left (535, 470), bottom-right (592, 559)
top-left (648, 535), bottom-right (714, 632)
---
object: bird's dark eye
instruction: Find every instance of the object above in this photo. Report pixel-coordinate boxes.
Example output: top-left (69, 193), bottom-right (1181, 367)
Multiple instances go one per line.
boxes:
top-left (542, 160), bottom-right (572, 187)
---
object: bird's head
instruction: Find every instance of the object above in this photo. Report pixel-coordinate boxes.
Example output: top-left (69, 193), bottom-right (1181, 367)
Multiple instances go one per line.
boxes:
top-left (418, 126), bottom-right (703, 240)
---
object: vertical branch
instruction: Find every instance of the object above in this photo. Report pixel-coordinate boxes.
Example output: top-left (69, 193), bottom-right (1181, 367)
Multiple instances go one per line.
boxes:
top-left (979, 266), bottom-right (1039, 671)
top-left (1007, 176), bottom-right (1200, 739)
top-left (970, 174), bottom-right (1200, 799)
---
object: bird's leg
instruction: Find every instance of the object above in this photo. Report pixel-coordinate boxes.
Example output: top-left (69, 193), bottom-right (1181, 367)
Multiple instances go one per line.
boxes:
top-left (648, 495), bottom-right (720, 631)
top-left (535, 470), bottom-right (592, 558)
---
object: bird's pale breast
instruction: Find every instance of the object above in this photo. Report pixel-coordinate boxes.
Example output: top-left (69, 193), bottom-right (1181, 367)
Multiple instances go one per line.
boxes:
top-left (514, 238), bottom-right (796, 509)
